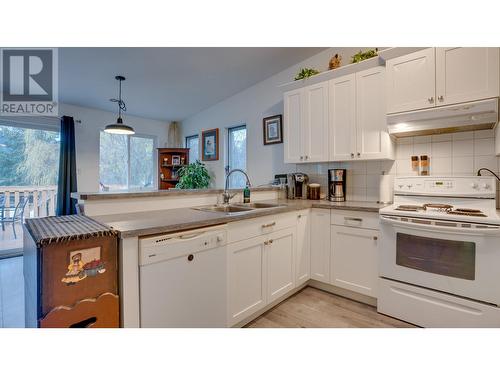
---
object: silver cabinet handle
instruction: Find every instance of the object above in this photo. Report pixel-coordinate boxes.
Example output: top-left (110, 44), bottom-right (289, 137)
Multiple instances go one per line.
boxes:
top-left (262, 222), bottom-right (276, 228)
top-left (345, 217), bottom-right (362, 222)
top-left (269, 239), bottom-right (274, 244)
top-left (305, 155), bottom-right (309, 160)
top-left (373, 236), bottom-right (378, 241)
top-left (438, 95), bottom-right (444, 101)
top-left (300, 156), bottom-right (304, 160)
top-left (357, 152), bottom-right (361, 157)
top-left (297, 214), bottom-right (302, 218)
top-left (264, 240), bottom-right (269, 245)
top-left (350, 153), bottom-right (354, 158)
top-left (428, 97), bottom-right (434, 103)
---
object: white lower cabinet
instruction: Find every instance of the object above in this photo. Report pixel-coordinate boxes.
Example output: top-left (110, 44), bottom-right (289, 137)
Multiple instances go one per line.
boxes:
top-left (267, 227), bottom-right (296, 304)
top-left (310, 209), bottom-right (331, 282)
top-left (227, 235), bottom-right (267, 326)
top-left (330, 225), bottom-right (379, 298)
top-left (295, 210), bottom-right (310, 285)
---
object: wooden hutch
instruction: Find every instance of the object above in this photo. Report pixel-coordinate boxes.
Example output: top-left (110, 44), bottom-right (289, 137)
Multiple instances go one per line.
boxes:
top-left (157, 148), bottom-right (189, 189)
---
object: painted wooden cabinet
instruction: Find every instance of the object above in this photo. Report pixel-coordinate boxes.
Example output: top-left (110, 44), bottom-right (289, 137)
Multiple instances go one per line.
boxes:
top-left (227, 235), bottom-right (267, 326)
top-left (329, 73), bottom-right (356, 160)
top-left (387, 47), bottom-right (500, 114)
top-left (266, 227), bottom-right (296, 304)
top-left (295, 210), bottom-right (310, 286)
top-left (330, 225), bottom-right (379, 298)
top-left (435, 47), bottom-right (499, 106)
top-left (310, 208), bottom-right (330, 283)
top-left (329, 67), bottom-right (393, 161)
top-left (284, 82), bottom-right (329, 163)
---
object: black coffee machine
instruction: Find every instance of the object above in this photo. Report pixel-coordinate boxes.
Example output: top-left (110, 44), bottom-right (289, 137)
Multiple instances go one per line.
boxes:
top-left (328, 169), bottom-right (346, 202)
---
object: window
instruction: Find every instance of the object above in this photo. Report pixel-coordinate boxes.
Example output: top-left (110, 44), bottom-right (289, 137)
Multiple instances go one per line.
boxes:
top-left (99, 132), bottom-right (155, 191)
top-left (226, 125), bottom-right (247, 188)
top-left (185, 134), bottom-right (199, 163)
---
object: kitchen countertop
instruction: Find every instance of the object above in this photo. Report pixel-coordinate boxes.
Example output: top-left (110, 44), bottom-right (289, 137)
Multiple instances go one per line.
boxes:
top-left (71, 186), bottom-right (280, 201)
top-left (92, 199), bottom-right (388, 238)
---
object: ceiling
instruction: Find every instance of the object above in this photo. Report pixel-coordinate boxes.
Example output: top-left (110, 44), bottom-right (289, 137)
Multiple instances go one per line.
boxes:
top-left (59, 48), bottom-right (326, 121)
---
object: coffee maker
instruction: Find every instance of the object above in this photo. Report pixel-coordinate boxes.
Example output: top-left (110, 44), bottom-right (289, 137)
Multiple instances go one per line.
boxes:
top-left (286, 173), bottom-right (309, 199)
top-left (328, 169), bottom-right (346, 202)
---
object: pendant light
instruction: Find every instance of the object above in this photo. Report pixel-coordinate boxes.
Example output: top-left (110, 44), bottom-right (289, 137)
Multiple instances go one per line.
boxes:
top-left (104, 75), bottom-right (135, 135)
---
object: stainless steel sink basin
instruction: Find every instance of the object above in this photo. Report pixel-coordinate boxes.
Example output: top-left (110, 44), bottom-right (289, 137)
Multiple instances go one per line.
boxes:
top-left (192, 204), bottom-right (255, 215)
top-left (234, 202), bottom-right (286, 209)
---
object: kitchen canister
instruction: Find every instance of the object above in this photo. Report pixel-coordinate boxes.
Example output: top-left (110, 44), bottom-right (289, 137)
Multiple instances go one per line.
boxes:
top-left (308, 183), bottom-right (321, 200)
top-left (378, 172), bottom-right (394, 204)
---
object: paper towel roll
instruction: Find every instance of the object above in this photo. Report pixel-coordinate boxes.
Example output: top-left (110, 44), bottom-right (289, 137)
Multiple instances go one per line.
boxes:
top-left (379, 173), bottom-right (394, 204)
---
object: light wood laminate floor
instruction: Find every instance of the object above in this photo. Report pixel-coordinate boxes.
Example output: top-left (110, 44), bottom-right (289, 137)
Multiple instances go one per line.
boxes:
top-left (246, 287), bottom-right (415, 328)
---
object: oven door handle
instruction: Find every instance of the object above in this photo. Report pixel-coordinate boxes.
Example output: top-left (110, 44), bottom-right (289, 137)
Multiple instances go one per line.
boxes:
top-left (380, 215), bottom-right (500, 236)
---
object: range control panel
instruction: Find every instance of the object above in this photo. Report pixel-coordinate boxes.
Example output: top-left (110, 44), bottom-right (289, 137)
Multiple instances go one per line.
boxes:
top-left (394, 176), bottom-right (496, 197)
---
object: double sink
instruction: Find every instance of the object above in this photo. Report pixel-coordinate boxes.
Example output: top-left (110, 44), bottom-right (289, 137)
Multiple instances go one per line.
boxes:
top-left (192, 202), bottom-right (286, 216)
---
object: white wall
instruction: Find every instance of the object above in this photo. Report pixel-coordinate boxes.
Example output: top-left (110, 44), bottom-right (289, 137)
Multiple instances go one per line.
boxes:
top-left (60, 103), bottom-right (168, 192)
top-left (181, 47), bottom-right (376, 188)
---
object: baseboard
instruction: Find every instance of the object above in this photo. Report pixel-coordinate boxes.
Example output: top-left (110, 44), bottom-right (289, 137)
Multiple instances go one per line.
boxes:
top-left (308, 280), bottom-right (377, 307)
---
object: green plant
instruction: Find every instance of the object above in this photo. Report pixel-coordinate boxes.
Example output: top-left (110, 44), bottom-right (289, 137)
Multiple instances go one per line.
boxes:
top-left (175, 160), bottom-right (211, 189)
top-left (350, 48), bottom-right (378, 63)
top-left (294, 67), bottom-right (320, 81)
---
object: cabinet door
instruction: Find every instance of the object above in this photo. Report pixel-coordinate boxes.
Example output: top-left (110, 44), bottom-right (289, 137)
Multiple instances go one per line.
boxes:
top-left (356, 66), bottom-right (393, 160)
top-left (436, 47), bottom-right (499, 106)
top-left (310, 209), bottom-right (331, 282)
top-left (386, 48), bottom-right (436, 113)
top-left (303, 81), bottom-right (329, 162)
top-left (295, 210), bottom-right (310, 285)
top-left (329, 74), bottom-right (356, 161)
top-left (267, 227), bottom-right (295, 304)
top-left (227, 235), bottom-right (267, 326)
top-left (330, 225), bottom-right (378, 298)
top-left (283, 88), bottom-right (304, 163)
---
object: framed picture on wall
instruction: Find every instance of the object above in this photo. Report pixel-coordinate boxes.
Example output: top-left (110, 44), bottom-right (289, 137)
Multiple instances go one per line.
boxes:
top-left (201, 128), bottom-right (219, 161)
top-left (263, 114), bottom-right (283, 145)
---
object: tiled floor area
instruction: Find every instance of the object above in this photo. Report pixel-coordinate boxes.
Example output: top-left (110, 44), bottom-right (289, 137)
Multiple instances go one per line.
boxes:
top-left (0, 256), bottom-right (24, 328)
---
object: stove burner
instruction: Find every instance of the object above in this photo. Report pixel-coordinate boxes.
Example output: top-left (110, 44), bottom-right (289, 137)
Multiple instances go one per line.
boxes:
top-left (447, 208), bottom-right (487, 217)
top-left (395, 205), bottom-right (423, 212)
top-left (423, 203), bottom-right (453, 211)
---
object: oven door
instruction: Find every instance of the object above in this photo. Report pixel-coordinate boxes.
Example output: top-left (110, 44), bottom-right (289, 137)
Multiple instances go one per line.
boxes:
top-left (379, 215), bottom-right (500, 305)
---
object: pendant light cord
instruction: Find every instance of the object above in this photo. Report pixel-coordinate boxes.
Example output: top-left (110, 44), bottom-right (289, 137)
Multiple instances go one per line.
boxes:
top-left (110, 78), bottom-right (127, 117)
top-left (477, 168), bottom-right (500, 181)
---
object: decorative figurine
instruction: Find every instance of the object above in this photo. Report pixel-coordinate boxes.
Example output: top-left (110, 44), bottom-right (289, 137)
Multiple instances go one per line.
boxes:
top-left (329, 54), bottom-right (342, 70)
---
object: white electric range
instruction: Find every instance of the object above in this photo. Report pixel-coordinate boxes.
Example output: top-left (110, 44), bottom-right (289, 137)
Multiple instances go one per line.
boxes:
top-left (377, 176), bottom-right (500, 327)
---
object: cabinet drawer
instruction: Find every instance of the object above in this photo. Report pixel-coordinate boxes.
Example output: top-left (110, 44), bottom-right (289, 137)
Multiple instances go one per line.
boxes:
top-left (331, 210), bottom-right (379, 230)
top-left (227, 212), bottom-right (297, 244)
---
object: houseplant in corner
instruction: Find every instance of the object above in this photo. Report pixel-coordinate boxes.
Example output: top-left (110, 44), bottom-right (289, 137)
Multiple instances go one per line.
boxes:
top-left (175, 160), bottom-right (211, 189)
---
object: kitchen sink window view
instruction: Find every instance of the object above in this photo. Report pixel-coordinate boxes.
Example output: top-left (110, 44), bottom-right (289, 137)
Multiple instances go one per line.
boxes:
top-left (2, 10), bottom-right (500, 371)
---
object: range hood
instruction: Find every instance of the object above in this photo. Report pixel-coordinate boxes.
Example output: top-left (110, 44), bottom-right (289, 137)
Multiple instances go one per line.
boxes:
top-left (387, 99), bottom-right (498, 138)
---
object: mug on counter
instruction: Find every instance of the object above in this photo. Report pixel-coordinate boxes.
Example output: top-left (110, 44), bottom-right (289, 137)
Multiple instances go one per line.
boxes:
top-left (308, 183), bottom-right (321, 200)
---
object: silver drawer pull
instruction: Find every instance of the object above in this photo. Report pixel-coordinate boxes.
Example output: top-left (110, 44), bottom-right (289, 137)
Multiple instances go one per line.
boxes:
top-left (345, 217), bottom-right (362, 222)
top-left (262, 222), bottom-right (276, 228)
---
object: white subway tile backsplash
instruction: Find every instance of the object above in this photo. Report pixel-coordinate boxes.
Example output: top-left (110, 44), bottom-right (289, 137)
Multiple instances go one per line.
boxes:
top-left (474, 155), bottom-right (499, 174)
top-left (396, 143), bottom-right (413, 159)
top-left (474, 129), bottom-right (495, 139)
top-left (452, 156), bottom-right (474, 175)
top-left (432, 134), bottom-right (452, 142)
top-left (452, 139), bottom-right (474, 156)
top-left (431, 157), bottom-right (452, 175)
top-left (452, 131), bottom-right (474, 141)
top-left (295, 132), bottom-right (496, 203)
top-left (432, 141), bottom-right (452, 157)
top-left (474, 138), bottom-right (495, 156)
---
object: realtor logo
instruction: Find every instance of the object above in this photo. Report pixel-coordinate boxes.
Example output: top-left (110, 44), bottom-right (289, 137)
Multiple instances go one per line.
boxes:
top-left (0, 48), bottom-right (58, 116)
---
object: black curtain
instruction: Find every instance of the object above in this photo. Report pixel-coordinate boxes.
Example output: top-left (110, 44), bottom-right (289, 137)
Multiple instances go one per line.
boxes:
top-left (56, 116), bottom-right (78, 216)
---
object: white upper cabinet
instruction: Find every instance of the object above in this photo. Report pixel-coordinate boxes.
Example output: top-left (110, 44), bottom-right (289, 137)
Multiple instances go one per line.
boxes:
top-left (303, 81), bottom-right (329, 162)
top-left (356, 66), bottom-right (393, 160)
top-left (436, 47), bottom-right (499, 106)
top-left (387, 47), bottom-right (500, 114)
top-left (284, 88), bottom-right (304, 163)
top-left (283, 82), bottom-right (329, 163)
top-left (329, 74), bottom-right (356, 160)
top-left (386, 48), bottom-right (436, 113)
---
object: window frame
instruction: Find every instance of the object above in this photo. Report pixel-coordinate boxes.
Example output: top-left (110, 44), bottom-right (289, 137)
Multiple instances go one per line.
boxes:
top-left (226, 124), bottom-right (247, 188)
top-left (99, 130), bottom-right (157, 191)
top-left (185, 134), bottom-right (199, 162)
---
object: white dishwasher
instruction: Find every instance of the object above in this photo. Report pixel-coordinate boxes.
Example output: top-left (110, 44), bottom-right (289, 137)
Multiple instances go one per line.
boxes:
top-left (139, 225), bottom-right (227, 328)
